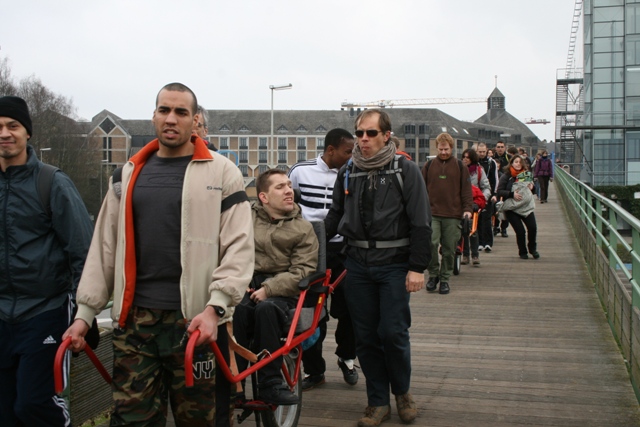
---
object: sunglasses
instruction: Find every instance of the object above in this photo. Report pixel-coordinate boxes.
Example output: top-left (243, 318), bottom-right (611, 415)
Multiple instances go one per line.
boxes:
top-left (355, 129), bottom-right (384, 138)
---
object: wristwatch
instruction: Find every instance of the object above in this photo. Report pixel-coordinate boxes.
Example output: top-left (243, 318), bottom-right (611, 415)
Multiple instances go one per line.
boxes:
top-left (212, 305), bottom-right (226, 317)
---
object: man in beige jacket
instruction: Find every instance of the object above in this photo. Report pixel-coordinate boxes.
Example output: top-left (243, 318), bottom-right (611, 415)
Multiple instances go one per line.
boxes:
top-left (64, 83), bottom-right (254, 426)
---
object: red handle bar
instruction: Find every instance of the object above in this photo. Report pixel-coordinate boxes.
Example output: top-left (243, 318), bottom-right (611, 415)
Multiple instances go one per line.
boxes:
top-left (54, 336), bottom-right (112, 395)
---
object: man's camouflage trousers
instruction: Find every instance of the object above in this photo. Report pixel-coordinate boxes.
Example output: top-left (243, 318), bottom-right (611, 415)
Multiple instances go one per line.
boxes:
top-left (110, 307), bottom-right (215, 427)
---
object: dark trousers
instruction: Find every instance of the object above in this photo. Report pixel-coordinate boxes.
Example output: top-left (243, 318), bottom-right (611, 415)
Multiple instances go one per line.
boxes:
top-left (344, 258), bottom-right (412, 407)
top-left (505, 211), bottom-right (537, 256)
top-left (233, 294), bottom-right (296, 385)
top-left (302, 255), bottom-right (356, 376)
top-left (0, 303), bottom-right (71, 427)
top-left (478, 203), bottom-right (494, 247)
top-left (462, 232), bottom-right (479, 257)
top-left (538, 176), bottom-right (551, 202)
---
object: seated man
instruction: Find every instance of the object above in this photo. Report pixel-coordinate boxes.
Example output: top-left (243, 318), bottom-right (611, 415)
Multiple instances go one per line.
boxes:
top-left (233, 169), bottom-right (319, 405)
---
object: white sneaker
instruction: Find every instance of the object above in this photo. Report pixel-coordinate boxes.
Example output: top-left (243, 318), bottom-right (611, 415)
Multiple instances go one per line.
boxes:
top-left (484, 245), bottom-right (492, 252)
top-left (478, 245), bottom-right (484, 251)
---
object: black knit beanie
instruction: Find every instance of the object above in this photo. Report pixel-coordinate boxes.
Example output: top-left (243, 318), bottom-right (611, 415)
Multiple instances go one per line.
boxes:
top-left (0, 96), bottom-right (33, 136)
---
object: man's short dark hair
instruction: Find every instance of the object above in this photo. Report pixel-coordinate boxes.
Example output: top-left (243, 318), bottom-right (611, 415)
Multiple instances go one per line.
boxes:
top-left (324, 128), bottom-right (353, 152)
top-left (156, 83), bottom-right (198, 114)
top-left (256, 169), bottom-right (287, 204)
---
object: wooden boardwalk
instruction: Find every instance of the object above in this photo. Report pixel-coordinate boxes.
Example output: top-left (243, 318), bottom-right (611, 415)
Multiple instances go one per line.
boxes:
top-left (94, 184), bottom-right (640, 427)
top-left (297, 184), bottom-right (640, 427)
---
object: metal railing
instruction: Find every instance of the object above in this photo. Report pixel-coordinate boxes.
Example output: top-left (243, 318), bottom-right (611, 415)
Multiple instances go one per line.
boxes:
top-left (555, 165), bottom-right (640, 401)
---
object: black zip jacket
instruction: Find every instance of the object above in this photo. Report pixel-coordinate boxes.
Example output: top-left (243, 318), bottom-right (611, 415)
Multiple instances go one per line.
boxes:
top-left (325, 155), bottom-right (432, 273)
top-left (0, 146), bottom-right (93, 323)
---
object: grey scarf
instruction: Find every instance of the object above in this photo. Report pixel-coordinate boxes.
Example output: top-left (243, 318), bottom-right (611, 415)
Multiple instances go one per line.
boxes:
top-left (351, 141), bottom-right (397, 190)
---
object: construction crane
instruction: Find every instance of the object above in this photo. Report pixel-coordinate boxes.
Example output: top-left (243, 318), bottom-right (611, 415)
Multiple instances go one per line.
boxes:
top-left (525, 118), bottom-right (550, 125)
top-left (340, 98), bottom-right (487, 109)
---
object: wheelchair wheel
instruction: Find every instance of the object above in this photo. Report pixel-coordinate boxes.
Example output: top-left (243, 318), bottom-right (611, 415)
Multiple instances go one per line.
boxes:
top-left (260, 352), bottom-right (302, 427)
top-left (453, 253), bottom-right (461, 275)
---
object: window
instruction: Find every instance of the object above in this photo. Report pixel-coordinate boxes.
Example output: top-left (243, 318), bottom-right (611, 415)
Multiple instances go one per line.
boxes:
top-left (277, 125), bottom-right (288, 133)
top-left (258, 165), bottom-right (269, 174)
top-left (239, 125), bottom-right (250, 133)
top-left (259, 151), bottom-right (267, 163)
top-left (99, 118), bottom-right (115, 134)
top-left (419, 138), bottom-right (429, 148)
top-left (451, 127), bottom-right (458, 134)
top-left (219, 124), bottom-right (231, 132)
top-left (278, 137), bottom-right (287, 149)
top-left (297, 151), bottom-right (306, 162)
top-left (259, 137), bottom-right (267, 149)
top-left (317, 138), bottom-right (325, 149)
top-left (296, 125), bottom-right (307, 133)
top-left (102, 137), bottom-right (112, 162)
top-left (278, 151), bottom-right (287, 163)
top-left (456, 140), bottom-right (463, 151)
top-left (240, 137), bottom-right (248, 149)
top-left (239, 151), bottom-right (248, 163)
top-left (239, 165), bottom-right (248, 177)
top-left (418, 124), bottom-right (430, 134)
top-left (404, 124), bottom-right (416, 134)
top-left (405, 138), bottom-right (416, 148)
top-left (315, 125), bottom-right (327, 133)
top-left (297, 137), bottom-right (306, 149)
top-left (220, 137), bottom-right (229, 149)
top-left (441, 127), bottom-right (447, 133)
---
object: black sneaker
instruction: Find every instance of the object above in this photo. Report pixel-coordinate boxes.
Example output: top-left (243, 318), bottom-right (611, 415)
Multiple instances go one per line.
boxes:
top-left (426, 277), bottom-right (439, 292)
top-left (501, 230), bottom-right (508, 238)
top-left (439, 282), bottom-right (450, 294)
top-left (259, 383), bottom-right (299, 405)
top-left (337, 358), bottom-right (358, 385)
top-left (301, 374), bottom-right (325, 391)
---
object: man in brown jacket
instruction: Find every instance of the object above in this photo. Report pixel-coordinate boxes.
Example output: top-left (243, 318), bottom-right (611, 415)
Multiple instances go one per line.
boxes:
top-left (422, 133), bottom-right (473, 294)
top-left (233, 169), bottom-right (318, 406)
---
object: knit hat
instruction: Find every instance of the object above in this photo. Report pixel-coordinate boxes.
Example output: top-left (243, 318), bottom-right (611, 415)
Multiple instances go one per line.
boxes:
top-left (0, 96), bottom-right (32, 136)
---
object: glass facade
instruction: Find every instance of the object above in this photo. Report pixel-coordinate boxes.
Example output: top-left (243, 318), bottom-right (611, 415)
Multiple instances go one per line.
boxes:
top-left (584, 0), bottom-right (640, 184)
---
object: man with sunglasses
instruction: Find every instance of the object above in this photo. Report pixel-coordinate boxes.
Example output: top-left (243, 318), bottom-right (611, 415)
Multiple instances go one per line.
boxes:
top-left (325, 110), bottom-right (431, 427)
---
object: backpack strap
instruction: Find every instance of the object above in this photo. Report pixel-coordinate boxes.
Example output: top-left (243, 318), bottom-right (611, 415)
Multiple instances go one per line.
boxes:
top-left (37, 163), bottom-right (60, 218)
top-left (112, 167), bottom-right (123, 199)
top-left (343, 155), bottom-right (404, 196)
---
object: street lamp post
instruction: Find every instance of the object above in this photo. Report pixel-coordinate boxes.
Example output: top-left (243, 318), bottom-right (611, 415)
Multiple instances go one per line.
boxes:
top-left (40, 147), bottom-right (52, 162)
top-left (269, 84), bottom-right (293, 168)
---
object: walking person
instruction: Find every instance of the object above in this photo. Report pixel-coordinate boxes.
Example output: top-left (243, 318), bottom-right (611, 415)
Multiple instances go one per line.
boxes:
top-left (64, 83), bottom-right (255, 426)
top-left (492, 141), bottom-right (511, 237)
top-left (422, 132), bottom-right (472, 295)
top-left (497, 155), bottom-right (539, 260)
top-left (534, 149), bottom-right (553, 203)
top-left (325, 109), bottom-right (431, 426)
top-left (0, 96), bottom-right (94, 427)
top-left (476, 142), bottom-right (499, 252)
top-left (288, 128), bottom-right (359, 391)
top-left (460, 148), bottom-right (491, 267)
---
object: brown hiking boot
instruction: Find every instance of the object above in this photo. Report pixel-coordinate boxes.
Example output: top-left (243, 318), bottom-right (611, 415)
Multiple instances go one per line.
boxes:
top-left (357, 405), bottom-right (391, 427)
top-left (395, 392), bottom-right (417, 423)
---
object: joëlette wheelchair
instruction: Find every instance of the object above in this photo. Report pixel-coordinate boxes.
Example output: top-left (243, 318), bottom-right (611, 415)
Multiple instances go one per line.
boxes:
top-left (54, 221), bottom-right (340, 427)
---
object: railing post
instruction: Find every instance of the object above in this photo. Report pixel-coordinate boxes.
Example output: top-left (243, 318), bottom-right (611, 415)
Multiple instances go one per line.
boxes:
top-left (632, 229), bottom-right (640, 310)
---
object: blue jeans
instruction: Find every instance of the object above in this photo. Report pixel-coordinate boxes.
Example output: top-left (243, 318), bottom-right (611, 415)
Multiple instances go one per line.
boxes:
top-left (344, 258), bottom-right (412, 406)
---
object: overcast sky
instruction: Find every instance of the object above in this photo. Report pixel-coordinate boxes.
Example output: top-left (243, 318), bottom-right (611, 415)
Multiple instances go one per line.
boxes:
top-left (2, 0), bottom-right (579, 142)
